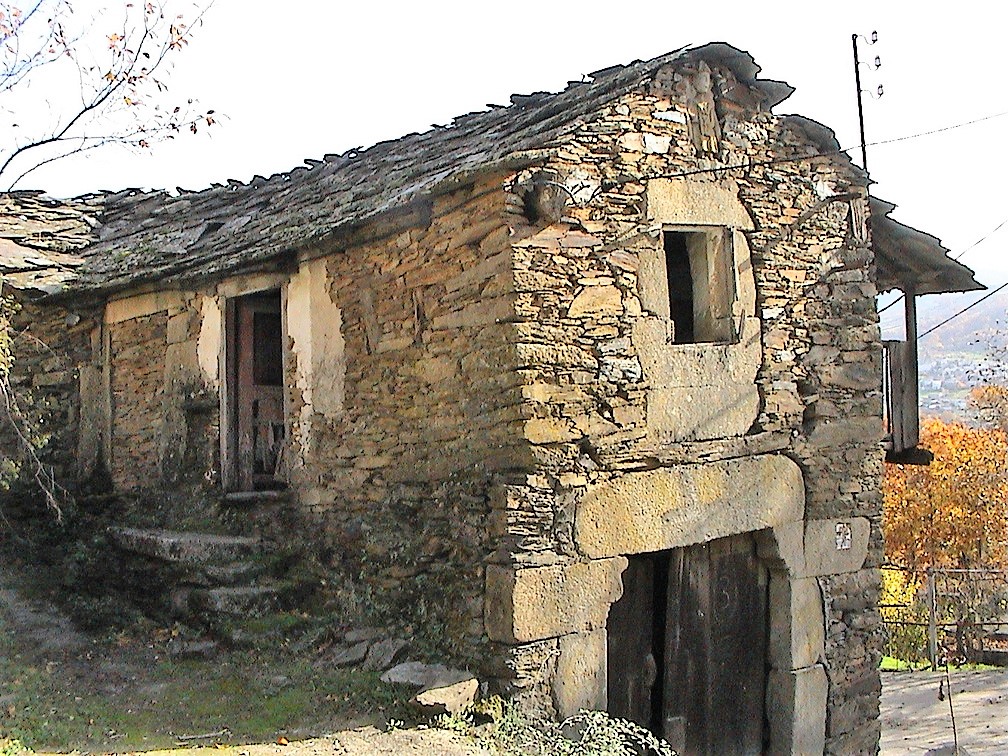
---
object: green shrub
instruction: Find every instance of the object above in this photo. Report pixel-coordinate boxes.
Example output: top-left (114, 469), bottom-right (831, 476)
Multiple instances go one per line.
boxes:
top-left (435, 696), bottom-right (676, 756)
top-left (0, 738), bottom-right (31, 756)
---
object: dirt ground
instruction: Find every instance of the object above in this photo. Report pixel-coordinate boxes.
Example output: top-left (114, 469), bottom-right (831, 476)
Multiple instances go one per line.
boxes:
top-left (881, 670), bottom-right (1008, 755)
top-left (6, 561), bottom-right (1008, 756)
top-left (0, 564), bottom-right (487, 755)
top-left (112, 731), bottom-right (492, 756)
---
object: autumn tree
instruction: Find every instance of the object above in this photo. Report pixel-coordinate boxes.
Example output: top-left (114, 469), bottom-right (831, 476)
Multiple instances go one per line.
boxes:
top-left (0, 0), bottom-right (216, 189)
top-left (884, 417), bottom-right (1008, 571)
top-left (968, 383), bottom-right (1008, 432)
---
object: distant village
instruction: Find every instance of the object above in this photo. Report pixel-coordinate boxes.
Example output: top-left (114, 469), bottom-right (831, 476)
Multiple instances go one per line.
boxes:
top-left (886, 289), bottom-right (1006, 423)
top-left (919, 351), bottom-right (986, 419)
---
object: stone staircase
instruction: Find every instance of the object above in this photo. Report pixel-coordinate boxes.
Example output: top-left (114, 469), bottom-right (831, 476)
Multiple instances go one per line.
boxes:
top-left (107, 491), bottom-right (309, 640)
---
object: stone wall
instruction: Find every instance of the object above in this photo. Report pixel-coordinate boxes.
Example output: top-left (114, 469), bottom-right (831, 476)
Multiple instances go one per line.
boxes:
top-left (483, 59), bottom-right (884, 752)
top-left (0, 289), bottom-right (98, 497)
top-left (285, 178), bottom-right (528, 660)
top-left (102, 290), bottom-right (220, 494)
top-left (109, 311), bottom-right (168, 489)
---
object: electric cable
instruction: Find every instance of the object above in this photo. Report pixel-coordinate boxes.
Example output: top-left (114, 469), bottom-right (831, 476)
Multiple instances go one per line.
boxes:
top-left (641, 110), bottom-right (1008, 185)
top-left (917, 280), bottom-right (1008, 340)
top-left (877, 214), bottom-right (1008, 317)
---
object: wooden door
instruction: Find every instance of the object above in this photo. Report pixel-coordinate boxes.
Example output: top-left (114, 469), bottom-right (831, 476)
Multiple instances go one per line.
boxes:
top-left (607, 554), bottom-right (661, 729)
top-left (663, 535), bottom-right (768, 755)
top-left (231, 291), bottom-right (285, 491)
top-left (608, 534), bottom-right (768, 755)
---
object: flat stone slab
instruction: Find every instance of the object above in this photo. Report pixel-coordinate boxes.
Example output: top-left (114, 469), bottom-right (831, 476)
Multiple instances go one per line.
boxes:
top-left (362, 638), bottom-right (408, 671)
top-left (222, 490), bottom-right (292, 507)
top-left (108, 527), bottom-right (266, 565)
top-left (381, 661), bottom-right (472, 688)
top-left (330, 641), bottom-right (370, 668)
top-left (200, 560), bottom-right (268, 586)
top-left (188, 584), bottom-right (281, 616)
top-left (414, 677), bottom-right (479, 715)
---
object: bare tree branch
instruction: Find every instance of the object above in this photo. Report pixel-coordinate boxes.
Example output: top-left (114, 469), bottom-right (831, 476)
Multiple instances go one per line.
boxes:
top-left (1, 0), bottom-right (216, 189)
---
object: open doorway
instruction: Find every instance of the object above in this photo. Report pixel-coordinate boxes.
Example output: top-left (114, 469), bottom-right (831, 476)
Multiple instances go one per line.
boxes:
top-left (607, 533), bottom-right (769, 755)
top-left (224, 289), bottom-right (285, 492)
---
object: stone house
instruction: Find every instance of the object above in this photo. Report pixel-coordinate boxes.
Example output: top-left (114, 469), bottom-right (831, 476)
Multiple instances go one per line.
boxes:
top-left (0, 43), bottom-right (981, 754)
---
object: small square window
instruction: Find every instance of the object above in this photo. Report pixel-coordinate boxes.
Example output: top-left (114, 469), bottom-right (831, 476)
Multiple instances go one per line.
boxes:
top-left (663, 228), bottom-right (736, 344)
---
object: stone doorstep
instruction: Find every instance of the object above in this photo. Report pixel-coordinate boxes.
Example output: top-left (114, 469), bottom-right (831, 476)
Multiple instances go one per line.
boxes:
top-left (108, 526), bottom-right (269, 565)
top-left (222, 490), bottom-right (293, 507)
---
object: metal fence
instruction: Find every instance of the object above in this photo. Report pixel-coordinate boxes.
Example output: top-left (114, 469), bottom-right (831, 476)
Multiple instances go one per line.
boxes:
top-left (880, 565), bottom-right (1008, 668)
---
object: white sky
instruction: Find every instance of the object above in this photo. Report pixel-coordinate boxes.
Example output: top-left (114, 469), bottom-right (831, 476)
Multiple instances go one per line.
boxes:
top-left (19, 0), bottom-right (1008, 292)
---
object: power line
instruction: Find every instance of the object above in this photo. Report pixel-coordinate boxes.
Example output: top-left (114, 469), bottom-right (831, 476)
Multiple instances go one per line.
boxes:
top-left (917, 280), bottom-right (1008, 340)
top-left (642, 109), bottom-right (1008, 185)
top-left (951, 217), bottom-right (1008, 262)
top-left (863, 110), bottom-right (1008, 151)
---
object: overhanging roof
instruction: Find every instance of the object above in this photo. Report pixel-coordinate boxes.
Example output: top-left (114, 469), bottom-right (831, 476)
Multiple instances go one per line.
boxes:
top-left (871, 197), bottom-right (984, 295)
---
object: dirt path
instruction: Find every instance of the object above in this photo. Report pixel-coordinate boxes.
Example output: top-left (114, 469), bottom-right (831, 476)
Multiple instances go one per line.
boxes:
top-left (43, 731), bottom-right (492, 756)
top-left (0, 585), bottom-right (90, 658)
top-left (881, 670), bottom-right (1008, 755)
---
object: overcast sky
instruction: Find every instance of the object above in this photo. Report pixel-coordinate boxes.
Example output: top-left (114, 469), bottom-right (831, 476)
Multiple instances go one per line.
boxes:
top-left (21, 0), bottom-right (1008, 300)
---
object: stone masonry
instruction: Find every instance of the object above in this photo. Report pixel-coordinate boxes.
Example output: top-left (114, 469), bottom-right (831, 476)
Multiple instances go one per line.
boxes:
top-left (478, 59), bottom-right (885, 754)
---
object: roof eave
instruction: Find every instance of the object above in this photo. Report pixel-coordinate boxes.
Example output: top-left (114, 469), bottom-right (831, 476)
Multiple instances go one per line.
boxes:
top-left (871, 196), bottom-right (984, 296)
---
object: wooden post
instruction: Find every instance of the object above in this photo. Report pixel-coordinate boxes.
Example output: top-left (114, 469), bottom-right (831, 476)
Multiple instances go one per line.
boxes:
top-left (903, 287), bottom-right (920, 450)
top-left (927, 572), bottom-right (935, 673)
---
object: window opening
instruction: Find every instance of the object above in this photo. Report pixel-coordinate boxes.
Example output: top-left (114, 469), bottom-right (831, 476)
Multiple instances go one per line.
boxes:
top-left (662, 228), bottom-right (735, 345)
top-left (664, 232), bottom-right (695, 344)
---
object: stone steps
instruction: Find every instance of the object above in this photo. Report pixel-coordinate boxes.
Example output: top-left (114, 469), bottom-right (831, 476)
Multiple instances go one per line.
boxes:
top-left (107, 527), bottom-right (268, 566)
top-left (185, 583), bottom-right (291, 617)
top-left (108, 524), bottom-right (301, 631)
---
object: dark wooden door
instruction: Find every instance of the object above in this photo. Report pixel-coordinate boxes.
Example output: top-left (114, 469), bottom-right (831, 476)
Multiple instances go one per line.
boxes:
top-left (663, 535), bottom-right (768, 755)
top-left (608, 534), bottom-right (768, 755)
top-left (607, 555), bottom-right (660, 729)
top-left (232, 291), bottom-right (285, 491)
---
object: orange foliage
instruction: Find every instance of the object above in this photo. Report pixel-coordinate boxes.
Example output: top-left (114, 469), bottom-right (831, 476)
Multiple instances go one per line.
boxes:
top-left (968, 384), bottom-right (1008, 432)
top-left (884, 417), bottom-right (1008, 570)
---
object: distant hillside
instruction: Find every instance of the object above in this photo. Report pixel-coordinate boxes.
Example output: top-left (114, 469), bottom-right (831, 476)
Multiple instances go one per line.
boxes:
top-left (879, 287), bottom-right (1008, 421)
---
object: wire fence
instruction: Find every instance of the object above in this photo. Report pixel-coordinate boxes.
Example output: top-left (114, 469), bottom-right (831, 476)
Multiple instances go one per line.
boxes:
top-left (880, 565), bottom-right (1008, 668)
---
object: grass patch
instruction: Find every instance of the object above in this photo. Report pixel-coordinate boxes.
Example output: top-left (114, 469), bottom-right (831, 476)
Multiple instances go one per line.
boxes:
top-left (880, 655), bottom-right (931, 671)
top-left (0, 636), bottom-right (411, 753)
top-left (880, 655), bottom-right (1002, 672)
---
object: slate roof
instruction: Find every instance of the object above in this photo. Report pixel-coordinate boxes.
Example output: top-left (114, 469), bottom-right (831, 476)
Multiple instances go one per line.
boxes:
top-left (0, 42), bottom-right (981, 299)
top-left (0, 192), bottom-right (101, 293)
top-left (6, 43), bottom-right (798, 298)
top-left (871, 197), bottom-right (983, 295)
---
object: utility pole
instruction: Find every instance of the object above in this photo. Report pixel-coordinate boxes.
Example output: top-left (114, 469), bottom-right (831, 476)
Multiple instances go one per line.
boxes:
top-left (851, 31), bottom-right (881, 173)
